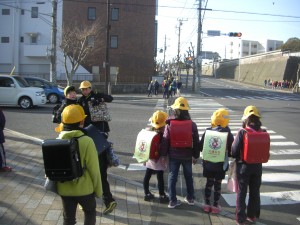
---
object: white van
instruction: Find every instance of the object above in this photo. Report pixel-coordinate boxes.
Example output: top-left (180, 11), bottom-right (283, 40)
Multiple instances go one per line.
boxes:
top-left (0, 75), bottom-right (47, 109)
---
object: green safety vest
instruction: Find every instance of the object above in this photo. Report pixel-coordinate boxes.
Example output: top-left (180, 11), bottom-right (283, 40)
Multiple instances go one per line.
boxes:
top-left (202, 130), bottom-right (228, 163)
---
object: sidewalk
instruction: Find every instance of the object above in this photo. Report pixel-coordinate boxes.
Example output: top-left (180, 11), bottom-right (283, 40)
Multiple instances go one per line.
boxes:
top-left (0, 129), bottom-right (237, 225)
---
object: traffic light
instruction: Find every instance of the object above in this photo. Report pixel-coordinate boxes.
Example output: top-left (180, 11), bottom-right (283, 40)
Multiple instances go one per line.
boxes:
top-left (186, 56), bottom-right (193, 65)
top-left (228, 32), bottom-right (242, 37)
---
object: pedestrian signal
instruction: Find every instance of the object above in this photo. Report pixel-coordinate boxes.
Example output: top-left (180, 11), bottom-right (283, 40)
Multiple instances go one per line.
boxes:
top-left (228, 32), bottom-right (242, 37)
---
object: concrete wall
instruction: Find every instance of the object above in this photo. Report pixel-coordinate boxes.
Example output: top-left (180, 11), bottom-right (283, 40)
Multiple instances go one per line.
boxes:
top-left (213, 51), bottom-right (300, 86)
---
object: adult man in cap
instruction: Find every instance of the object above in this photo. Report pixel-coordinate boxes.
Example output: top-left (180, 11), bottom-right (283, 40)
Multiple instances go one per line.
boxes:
top-left (78, 80), bottom-right (116, 214)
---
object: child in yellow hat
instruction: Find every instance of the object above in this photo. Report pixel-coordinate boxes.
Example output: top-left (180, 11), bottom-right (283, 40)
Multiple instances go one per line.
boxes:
top-left (199, 108), bottom-right (234, 214)
top-left (143, 110), bottom-right (169, 203)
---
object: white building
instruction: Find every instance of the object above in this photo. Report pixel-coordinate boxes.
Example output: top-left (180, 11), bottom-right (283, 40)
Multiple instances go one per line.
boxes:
top-left (0, 1), bottom-right (90, 80)
top-left (225, 38), bottom-right (283, 59)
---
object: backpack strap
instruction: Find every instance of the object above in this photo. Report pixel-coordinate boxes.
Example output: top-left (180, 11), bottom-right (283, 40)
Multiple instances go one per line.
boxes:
top-left (72, 135), bottom-right (87, 175)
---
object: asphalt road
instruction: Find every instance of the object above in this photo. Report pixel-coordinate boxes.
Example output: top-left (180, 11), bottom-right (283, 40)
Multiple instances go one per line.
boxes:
top-left (2, 77), bottom-right (300, 225)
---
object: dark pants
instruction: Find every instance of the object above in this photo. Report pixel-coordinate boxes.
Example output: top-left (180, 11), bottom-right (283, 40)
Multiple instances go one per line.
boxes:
top-left (236, 163), bottom-right (262, 223)
top-left (168, 158), bottom-right (194, 202)
top-left (61, 193), bottom-right (96, 225)
top-left (204, 178), bottom-right (222, 206)
top-left (98, 152), bottom-right (115, 206)
top-left (143, 168), bottom-right (165, 196)
top-left (0, 143), bottom-right (6, 168)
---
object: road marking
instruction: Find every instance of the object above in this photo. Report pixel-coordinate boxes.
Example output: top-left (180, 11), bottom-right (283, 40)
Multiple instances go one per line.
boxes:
top-left (263, 159), bottom-right (300, 167)
top-left (271, 142), bottom-right (298, 146)
top-left (127, 163), bottom-right (146, 171)
top-left (222, 190), bottom-right (300, 206)
top-left (223, 172), bottom-right (300, 183)
top-left (270, 149), bottom-right (300, 155)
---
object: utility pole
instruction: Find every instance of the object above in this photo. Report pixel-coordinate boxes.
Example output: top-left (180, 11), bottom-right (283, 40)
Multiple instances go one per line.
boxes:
top-left (50, 0), bottom-right (57, 84)
top-left (176, 18), bottom-right (187, 78)
top-left (105, 0), bottom-right (111, 94)
top-left (163, 35), bottom-right (166, 69)
top-left (196, 0), bottom-right (202, 87)
top-left (190, 43), bottom-right (196, 92)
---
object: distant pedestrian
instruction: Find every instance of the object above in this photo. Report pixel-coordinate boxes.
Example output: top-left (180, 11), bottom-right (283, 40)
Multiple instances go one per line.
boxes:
top-left (147, 81), bottom-right (154, 97)
top-left (160, 97), bottom-right (200, 208)
top-left (154, 79), bottom-right (160, 95)
top-left (176, 79), bottom-right (182, 96)
top-left (200, 108), bottom-right (234, 214)
top-left (162, 80), bottom-right (169, 99)
top-left (231, 105), bottom-right (268, 225)
top-left (143, 111), bottom-right (169, 203)
top-left (0, 108), bottom-right (12, 172)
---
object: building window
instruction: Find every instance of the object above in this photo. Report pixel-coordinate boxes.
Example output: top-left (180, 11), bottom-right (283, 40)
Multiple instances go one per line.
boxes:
top-left (31, 36), bottom-right (37, 44)
top-left (88, 7), bottom-right (96, 20)
top-left (21, 9), bottom-right (25, 15)
top-left (31, 7), bottom-right (38, 18)
top-left (87, 35), bottom-right (95, 48)
top-left (20, 36), bottom-right (24, 43)
top-left (1, 37), bottom-right (9, 43)
top-left (111, 8), bottom-right (119, 21)
top-left (110, 35), bottom-right (118, 48)
top-left (2, 9), bottom-right (10, 15)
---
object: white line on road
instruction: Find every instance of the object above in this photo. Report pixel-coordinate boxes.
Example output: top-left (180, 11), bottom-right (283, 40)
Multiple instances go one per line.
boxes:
top-left (222, 190), bottom-right (300, 206)
top-left (270, 149), bottom-right (300, 155)
top-left (223, 172), bottom-right (300, 183)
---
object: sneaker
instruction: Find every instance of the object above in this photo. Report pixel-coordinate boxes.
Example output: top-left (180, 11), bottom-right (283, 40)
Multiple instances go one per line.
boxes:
top-left (247, 217), bottom-right (257, 223)
top-left (184, 197), bottom-right (194, 206)
top-left (144, 192), bottom-right (155, 201)
top-left (0, 166), bottom-right (12, 172)
top-left (103, 201), bottom-right (117, 215)
top-left (203, 204), bottom-right (211, 213)
top-left (159, 195), bottom-right (169, 203)
top-left (168, 200), bottom-right (182, 208)
top-left (211, 205), bottom-right (221, 214)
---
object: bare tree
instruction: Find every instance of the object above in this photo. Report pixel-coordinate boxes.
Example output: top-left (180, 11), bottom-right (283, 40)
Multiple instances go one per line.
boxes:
top-left (60, 20), bottom-right (103, 86)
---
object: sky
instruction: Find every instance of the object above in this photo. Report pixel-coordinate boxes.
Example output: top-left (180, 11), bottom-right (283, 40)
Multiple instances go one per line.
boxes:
top-left (156, 0), bottom-right (300, 62)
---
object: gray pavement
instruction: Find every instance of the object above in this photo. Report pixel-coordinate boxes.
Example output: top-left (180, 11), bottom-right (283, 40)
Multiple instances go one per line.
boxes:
top-left (0, 127), bottom-right (238, 225)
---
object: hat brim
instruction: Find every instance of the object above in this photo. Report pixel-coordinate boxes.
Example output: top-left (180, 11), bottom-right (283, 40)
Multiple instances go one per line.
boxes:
top-left (241, 112), bottom-right (261, 121)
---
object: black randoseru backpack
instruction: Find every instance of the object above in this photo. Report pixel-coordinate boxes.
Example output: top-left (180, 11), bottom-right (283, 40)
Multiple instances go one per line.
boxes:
top-left (42, 135), bottom-right (85, 182)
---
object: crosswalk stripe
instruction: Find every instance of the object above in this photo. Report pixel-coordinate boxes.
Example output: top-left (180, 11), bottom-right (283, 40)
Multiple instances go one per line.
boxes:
top-left (223, 172), bottom-right (300, 183)
top-left (270, 149), bottom-right (300, 155)
top-left (263, 159), bottom-right (300, 167)
top-left (271, 142), bottom-right (298, 146)
top-left (222, 190), bottom-right (300, 206)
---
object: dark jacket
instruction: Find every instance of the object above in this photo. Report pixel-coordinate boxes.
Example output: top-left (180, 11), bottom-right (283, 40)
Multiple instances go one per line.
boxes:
top-left (199, 126), bottom-right (234, 174)
top-left (55, 98), bottom-right (78, 123)
top-left (78, 91), bottom-right (113, 132)
top-left (160, 118), bottom-right (200, 160)
top-left (0, 109), bottom-right (5, 144)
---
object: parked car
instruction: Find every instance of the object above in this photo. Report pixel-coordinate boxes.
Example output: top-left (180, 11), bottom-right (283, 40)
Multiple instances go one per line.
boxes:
top-left (0, 75), bottom-right (47, 109)
top-left (24, 77), bottom-right (64, 104)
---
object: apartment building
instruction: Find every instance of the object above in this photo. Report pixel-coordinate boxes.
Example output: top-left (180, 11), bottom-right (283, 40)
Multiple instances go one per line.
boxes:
top-left (0, 0), bottom-right (157, 84)
top-left (225, 39), bottom-right (283, 59)
top-left (0, 1), bottom-right (54, 76)
top-left (62, 0), bottom-right (157, 83)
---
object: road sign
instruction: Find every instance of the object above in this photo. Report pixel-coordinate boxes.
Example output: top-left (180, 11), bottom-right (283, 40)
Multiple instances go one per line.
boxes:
top-left (207, 30), bottom-right (221, 36)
